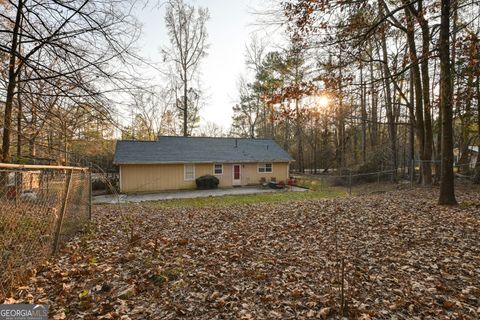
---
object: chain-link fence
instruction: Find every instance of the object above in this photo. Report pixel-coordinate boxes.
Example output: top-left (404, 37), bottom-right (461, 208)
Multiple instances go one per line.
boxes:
top-left (454, 163), bottom-right (480, 183)
top-left (294, 160), bottom-right (480, 195)
top-left (411, 160), bottom-right (480, 184)
top-left (293, 169), bottom-right (408, 195)
top-left (0, 163), bottom-right (91, 299)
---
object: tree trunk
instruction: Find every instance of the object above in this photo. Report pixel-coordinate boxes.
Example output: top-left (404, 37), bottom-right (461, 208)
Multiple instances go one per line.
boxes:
top-left (338, 55), bottom-right (346, 168)
top-left (436, 103), bottom-right (443, 176)
top-left (271, 101), bottom-right (275, 139)
top-left (262, 104), bottom-right (267, 138)
top-left (1, 0), bottom-right (24, 163)
top-left (284, 116), bottom-right (289, 150)
top-left (16, 11), bottom-right (24, 161)
top-left (438, 0), bottom-right (457, 205)
top-left (408, 69), bottom-right (415, 177)
top-left (369, 55), bottom-right (378, 148)
top-left (459, 34), bottom-right (477, 172)
top-left (378, 3), bottom-right (398, 176)
top-left (418, 13), bottom-right (433, 184)
top-left (295, 98), bottom-right (304, 173)
top-left (16, 92), bottom-right (22, 160)
top-left (360, 62), bottom-right (367, 163)
top-left (476, 73), bottom-right (480, 177)
top-left (404, 5), bottom-right (426, 185)
top-left (477, 74), bottom-right (480, 167)
top-left (29, 139), bottom-right (36, 160)
top-left (443, 0), bottom-right (458, 177)
top-left (459, 71), bottom-right (474, 172)
top-left (353, 117), bottom-right (358, 163)
top-left (183, 69), bottom-right (188, 137)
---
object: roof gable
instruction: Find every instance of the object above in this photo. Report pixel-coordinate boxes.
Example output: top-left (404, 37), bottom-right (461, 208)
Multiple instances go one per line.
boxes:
top-left (114, 136), bottom-right (294, 164)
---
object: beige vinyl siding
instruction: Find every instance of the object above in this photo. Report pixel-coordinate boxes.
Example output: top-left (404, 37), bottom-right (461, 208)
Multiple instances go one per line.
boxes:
top-left (119, 161), bottom-right (290, 193)
top-left (239, 162), bottom-right (289, 186)
top-left (216, 164), bottom-right (233, 188)
top-left (120, 164), bottom-right (210, 193)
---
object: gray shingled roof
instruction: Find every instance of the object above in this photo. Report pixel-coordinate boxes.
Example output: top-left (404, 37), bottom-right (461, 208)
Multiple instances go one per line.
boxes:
top-left (114, 137), bottom-right (294, 164)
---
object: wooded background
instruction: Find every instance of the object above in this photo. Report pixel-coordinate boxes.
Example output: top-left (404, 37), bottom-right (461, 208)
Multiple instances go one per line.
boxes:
top-left (1, 0), bottom-right (479, 203)
top-left (231, 0), bottom-right (479, 191)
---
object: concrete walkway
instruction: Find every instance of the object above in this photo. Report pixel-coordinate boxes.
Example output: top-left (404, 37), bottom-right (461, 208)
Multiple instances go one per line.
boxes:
top-left (93, 186), bottom-right (308, 204)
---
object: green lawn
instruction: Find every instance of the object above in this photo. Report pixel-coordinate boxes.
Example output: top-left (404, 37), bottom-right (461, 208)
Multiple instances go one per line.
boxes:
top-left (105, 175), bottom-right (396, 210)
top-left (141, 188), bottom-right (345, 209)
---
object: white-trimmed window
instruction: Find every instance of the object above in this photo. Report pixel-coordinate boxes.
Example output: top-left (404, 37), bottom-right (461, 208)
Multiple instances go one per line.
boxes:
top-left (258, 163), bottom-right (273, 173)
top-left (184, 164), bottom-right (195, 181)
top-left (214, 163), bottom-right (223, 175)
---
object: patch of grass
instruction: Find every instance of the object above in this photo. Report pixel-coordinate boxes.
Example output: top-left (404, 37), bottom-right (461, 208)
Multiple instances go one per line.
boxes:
top-left (294, 177), bottom-right (331, 191)
top-left (140, 188), bottom-right (345, 209)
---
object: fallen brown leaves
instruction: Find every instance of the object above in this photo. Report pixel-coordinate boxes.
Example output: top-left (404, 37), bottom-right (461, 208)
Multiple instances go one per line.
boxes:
top-left (5, 186), bottom-right (480, 319)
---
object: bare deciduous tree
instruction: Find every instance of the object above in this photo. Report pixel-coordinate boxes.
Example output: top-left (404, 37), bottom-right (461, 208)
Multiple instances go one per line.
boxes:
top-left (163, 0), bottom-right (209, 137)
top-left (0, 0), bottom-right (141, 162)
top-left (438, 0), bottom-right (457, 205)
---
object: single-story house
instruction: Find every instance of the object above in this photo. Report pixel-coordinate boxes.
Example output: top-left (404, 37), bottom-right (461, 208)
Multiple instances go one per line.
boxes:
top-left (113, 136), bottom-right (294, 193)
top-left (454, 145), bottom-right (479, 169)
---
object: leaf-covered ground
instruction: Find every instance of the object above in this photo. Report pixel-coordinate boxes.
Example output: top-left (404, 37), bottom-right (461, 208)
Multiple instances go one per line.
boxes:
top-left (6, 186), bottom-right (480, 319)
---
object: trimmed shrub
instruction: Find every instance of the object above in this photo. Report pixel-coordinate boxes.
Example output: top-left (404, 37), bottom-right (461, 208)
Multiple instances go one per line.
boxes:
top-left (196, 175), bottom-right (219, 190)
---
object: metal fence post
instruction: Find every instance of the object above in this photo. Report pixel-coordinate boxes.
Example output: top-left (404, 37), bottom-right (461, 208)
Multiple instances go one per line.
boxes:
top-left (14, 172), bottom-right (18, 206)
top-left (52, 169), bottom-right (73, 256)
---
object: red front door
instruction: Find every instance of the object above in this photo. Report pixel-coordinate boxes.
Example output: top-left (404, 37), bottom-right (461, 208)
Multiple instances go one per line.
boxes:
top-left (233, 164), bottom-right (241, 185)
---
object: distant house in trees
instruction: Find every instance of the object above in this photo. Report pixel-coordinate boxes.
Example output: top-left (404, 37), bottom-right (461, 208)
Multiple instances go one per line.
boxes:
top-left (113, 136), bottom-right (294, 193)
top-left (453, 146), bottom-right (479, 169)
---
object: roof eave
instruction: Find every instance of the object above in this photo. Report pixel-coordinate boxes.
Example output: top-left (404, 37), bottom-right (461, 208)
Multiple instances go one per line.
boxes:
top-left (114, 159), bottom-right (294, 165)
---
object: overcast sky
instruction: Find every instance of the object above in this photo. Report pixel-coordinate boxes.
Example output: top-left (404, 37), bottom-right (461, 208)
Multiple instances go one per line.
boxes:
top-left (132, 0), bottom-right (269, 130)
